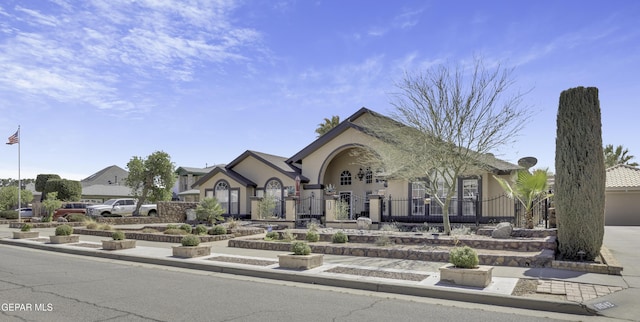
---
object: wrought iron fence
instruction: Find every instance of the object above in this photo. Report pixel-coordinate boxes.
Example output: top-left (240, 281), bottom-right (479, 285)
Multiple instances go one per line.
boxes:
top-left (381, 194), bottom-right (551, 227)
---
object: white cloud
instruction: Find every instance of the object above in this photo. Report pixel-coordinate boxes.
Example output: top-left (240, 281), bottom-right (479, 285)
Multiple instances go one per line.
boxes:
top-left (0, 0), bottom-right (263, 113)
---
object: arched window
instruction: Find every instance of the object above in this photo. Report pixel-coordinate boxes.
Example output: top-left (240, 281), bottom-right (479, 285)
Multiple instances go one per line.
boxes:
top-left (340, 170), bottom-right (352, 186)
top-left (265, 179), bottom-right (283, 217)
top-left (215, 181), bottom-right (229, 214)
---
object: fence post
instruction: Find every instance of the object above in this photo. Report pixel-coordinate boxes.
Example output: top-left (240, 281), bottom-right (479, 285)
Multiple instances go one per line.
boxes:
top-left (475, 196), bottom-right (480, 227)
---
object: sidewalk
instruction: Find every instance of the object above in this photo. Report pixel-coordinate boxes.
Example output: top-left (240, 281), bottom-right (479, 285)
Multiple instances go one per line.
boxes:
top-left (1, 224), bottom-right (636, 320)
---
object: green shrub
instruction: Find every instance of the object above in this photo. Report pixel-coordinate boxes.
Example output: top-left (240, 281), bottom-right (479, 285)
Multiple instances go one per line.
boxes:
top-left (290, 241), bottom-right (311, 255)
top-left (306, 221), bottom-right (319, 232)
top-left (112, 231), bottom-right (125, 240)
top-left (100, 224), bottom-right (112, 231)
top-left (209, 225), bottom-right (227, 235)
top-left (86, 222), bottom-right (99, 230)
top-left (66, 214), bottom-right (86, 222)
top-left (305, 230), bottom-right (319, 242)
top-left (449, 246), bottom-right (479, 268)
top-left (226, 217), bottom-right (239, 229)
top-left (374, 235), bottom-right (393, 246)
top-left (264, 231), bottom-right (279, 241)
top-left (55, 224), bottom-right (73, 236)
top-left (181, 234), bottom-right (201, 247)
top-left (195, 224), bottom-right (208, 235)
top-left (281, 229), bottom-right (296, 242)
top-left (20, 223), bottom-right (32, 232)
top-left (180, 224), bottom-right (192, 234)
top-left (164, 228), bottom-right (188, 235)
top-left (166, 224), bottom-right (179, 230)
top-left (0, 210), bottom-right (18, 219)
top-left (331, 231), bottom-right (348, 243)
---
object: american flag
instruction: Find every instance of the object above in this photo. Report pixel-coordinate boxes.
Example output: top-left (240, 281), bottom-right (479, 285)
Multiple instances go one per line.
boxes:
top-left (6, 129), bottom-right (19, 145)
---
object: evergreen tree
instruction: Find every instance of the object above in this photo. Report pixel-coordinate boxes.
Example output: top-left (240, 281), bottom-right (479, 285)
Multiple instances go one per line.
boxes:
top-left (555, 87), bottom-right (605, 261)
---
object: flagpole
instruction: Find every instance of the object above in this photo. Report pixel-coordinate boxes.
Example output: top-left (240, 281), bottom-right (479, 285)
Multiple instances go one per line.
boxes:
top-left (18, 125), bottom-right (21, 223)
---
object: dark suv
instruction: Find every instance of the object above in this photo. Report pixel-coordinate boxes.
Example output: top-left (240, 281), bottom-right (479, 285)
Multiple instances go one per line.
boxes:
top-left (53, 202), bottom-right (94, 219)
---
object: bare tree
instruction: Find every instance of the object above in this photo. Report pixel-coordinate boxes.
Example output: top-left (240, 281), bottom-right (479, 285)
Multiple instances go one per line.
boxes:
top-left (359, 59), bottom-right (530, 234)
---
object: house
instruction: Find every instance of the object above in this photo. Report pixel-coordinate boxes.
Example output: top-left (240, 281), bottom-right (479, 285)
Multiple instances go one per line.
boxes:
top-left (605, 164), bottom-right (640, 226)
top-left (175, 165), bottom-right (217, 202)
top-left (80, 165), bottom-right (133, 202)
top-left (191, 107), bottom-right (521, 226)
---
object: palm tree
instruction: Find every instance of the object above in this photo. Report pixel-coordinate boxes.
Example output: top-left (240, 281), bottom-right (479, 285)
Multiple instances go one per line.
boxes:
top-left (494, 169), bottom-right (552, 229)
top-left (604, 144), bottom-right (638, 168)
top-left (315, 116), bottom-right (340, 137)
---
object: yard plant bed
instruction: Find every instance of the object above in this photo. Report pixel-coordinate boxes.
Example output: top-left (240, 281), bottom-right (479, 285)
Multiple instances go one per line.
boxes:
top-left (74, 228), bottom-right (234, 243)
top-left (326, 266), bottom-right (429, 281)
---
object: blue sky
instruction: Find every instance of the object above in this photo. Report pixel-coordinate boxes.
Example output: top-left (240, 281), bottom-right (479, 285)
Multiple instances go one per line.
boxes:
top-left (1, 0), bottom-right (639, 181)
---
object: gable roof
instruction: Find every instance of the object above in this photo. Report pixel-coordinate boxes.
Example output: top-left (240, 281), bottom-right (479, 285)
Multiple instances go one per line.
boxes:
top-left (191, 165), bottom-right (256, 189)
top-left (175, 166), bottom-right (217, 176)
top-left (287, 107), bottom-right (372, 165)
top-left (286, 107), bottom-right (519, 172)
top-left (228, 150), bottom-right (308, 182)
top-left (81, 184), bottom-right (133, 197)
top-left (81, 165), bottom-right (128, 187)
top-left (606, 164), bottom-right (640, 190)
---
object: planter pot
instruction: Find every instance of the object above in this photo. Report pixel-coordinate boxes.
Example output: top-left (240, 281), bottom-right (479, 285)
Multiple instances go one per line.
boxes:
top-left (49, 235), bottom-right (80, 244)
top-left (102, 239), bottom-right (136, 250)
top-left (278, 253), bottom-right (324, 270)
top-left (439, 264), bottom-right (493, 288)
top-left (172, 245), bottom-right (212, 258)
top-left (13, 231), bottom-right (39, 239)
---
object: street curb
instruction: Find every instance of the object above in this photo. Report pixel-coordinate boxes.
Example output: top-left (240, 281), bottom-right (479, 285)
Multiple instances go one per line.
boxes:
top-left (0, 238), bottom-right (596, 316)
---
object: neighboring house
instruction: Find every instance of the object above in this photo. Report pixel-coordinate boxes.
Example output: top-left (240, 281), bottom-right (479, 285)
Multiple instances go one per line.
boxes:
top-left (605, 164), bottom-right (640, 226)
top-left (80, 165), bottom-right (133, 202)
top-left (175, 165), bottom-right (217, 202)
top-left (192, 107), bottom-right (522, 225)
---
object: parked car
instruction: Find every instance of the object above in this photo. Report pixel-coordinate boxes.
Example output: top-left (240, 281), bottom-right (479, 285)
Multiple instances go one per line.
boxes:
top-left (86, 198), bottom-right (157, 217)
top-left (53, 202), bottom-right (94, 219)
top-left (15, 208), bottom-right (33, 217)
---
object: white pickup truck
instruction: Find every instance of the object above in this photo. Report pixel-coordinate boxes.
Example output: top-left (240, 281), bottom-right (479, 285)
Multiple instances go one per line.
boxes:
top-left (85, 198), bottom-right (157, 217)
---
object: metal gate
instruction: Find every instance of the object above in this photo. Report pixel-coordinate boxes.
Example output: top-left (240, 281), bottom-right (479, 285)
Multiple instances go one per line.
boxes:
top-left (295, 196), bottom-right (324, 227)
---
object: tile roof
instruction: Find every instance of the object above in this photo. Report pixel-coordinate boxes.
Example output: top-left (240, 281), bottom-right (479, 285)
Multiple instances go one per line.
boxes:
top-left (606, 164), bottom-right (640, 189)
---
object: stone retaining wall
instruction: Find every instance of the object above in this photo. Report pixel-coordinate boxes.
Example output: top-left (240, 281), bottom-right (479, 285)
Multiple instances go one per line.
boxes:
top-left (158, 201), bottom-right (198, 222)
top-left (228, 239), bottom-right (554, 268)
top-left (284, 232), bottom-right (556, 252)
top-left (10, 222), bottom-right (85, 229)
top-left (74, 228), bottom-right (233, 243)
top-left (476, 227), bottom-right (557, 238)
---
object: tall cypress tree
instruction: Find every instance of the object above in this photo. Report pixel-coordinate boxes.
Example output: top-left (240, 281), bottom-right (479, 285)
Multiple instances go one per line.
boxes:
top-left (555, 87), bottom-right (605, 261)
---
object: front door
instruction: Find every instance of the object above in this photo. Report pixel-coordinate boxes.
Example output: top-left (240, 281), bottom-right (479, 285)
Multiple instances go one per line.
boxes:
top-left (339, 191), bottom-right (352, 220)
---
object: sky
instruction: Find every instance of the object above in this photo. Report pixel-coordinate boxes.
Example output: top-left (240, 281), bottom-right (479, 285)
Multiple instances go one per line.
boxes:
top-left (0, 0), bottom-right (639, 181)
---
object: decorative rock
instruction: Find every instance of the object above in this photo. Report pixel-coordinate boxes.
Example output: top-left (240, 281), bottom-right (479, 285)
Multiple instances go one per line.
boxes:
top-left (57, 217), bottom-right (68, 222)
top-left (491, 222), bottom-right (513, 239)
top-left (357, 217), bottom-right (372, 230)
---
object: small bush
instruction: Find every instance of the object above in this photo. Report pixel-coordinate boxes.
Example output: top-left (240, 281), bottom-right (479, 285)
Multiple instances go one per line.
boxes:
top-left (380, 223), bottom-right (400, 232)
top-left (165, 228), bottom-right (188, 235)
top-left (195, 224), bottom-right (208, 235)
top-left (290, 241), bottom-right (311, 255)
top-left (226, 217), bottom-right (239, 229)
top-left (100, 224), bottom-right (112, 231)
top-left (66, 214), bottom-right (86, 222)
top-left (20, 223), bottom-right (32, 232)
top-left (264, 231), bottom-right (279, 241)
top-left (41, 215), bottom-right (52, 222)
top-left (142, 228), bottom-right (159, 233)
top-left (451, 225), bottom-right (472, 236)
top-left (112, 231), bottom-right (125, 240)
top-left (0, 210), bottom-right (18, 219)
top-left (86, 222), bottom-right (99, 230)
top-left (181, 234), bottom-right (201, 247)
top-left (374, 235), bottom-right (393, 246)
top-left (55, 224), bottom-right (73, 236)
top-left (331, 231), bottom-right (348, 243)
top-left (281, 229), bottom-right (296, 242)
top-left (449, 246), bottom-right (479, 269)
top-left (180, 224), bottom-right (192, 234)
top-left (305, 230), bottom-right (319, 242)
top-left (306, 221), bottom-right (319, 232)
top-left (166, 224), bottom-right (179, 230)
top-left (209, 225), bottom-right (227, 235)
